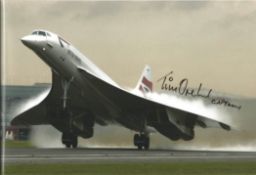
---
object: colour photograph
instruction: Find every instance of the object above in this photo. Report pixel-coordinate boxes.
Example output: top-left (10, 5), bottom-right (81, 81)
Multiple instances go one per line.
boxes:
top-left (1, 1), bottom-right (256, 175)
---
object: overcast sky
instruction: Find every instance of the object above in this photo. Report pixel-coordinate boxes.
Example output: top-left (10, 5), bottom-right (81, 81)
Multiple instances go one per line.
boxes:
top-left (3, 1), bottom-right (256, 97)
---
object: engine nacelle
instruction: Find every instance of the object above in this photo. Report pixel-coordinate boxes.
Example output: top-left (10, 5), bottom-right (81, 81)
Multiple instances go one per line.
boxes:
top-left (52, 110), bottom-right (95, 139)
top-left (152, 107), bottom-right (196, 141)
top-left (165, 107), bottom-right (196, 140)
top-left (71, 112), bottom-right (95, 138)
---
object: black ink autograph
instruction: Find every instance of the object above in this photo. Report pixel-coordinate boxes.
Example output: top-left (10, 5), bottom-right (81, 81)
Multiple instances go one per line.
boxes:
top-left (157, 71), bottom-right (242, 110)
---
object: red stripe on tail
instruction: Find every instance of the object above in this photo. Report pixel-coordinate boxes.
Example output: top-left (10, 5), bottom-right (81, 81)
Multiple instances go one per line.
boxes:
top-left (142, 77), bottom-right (153, 91)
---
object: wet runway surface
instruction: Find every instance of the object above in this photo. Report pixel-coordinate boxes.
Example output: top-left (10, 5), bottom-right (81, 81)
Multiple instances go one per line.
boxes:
top-left (4, 148), bottom-right (256, 164)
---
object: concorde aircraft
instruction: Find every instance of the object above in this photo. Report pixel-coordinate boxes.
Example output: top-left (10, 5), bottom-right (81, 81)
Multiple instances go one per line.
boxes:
top-left (11, 30), bottom-right (231, 149)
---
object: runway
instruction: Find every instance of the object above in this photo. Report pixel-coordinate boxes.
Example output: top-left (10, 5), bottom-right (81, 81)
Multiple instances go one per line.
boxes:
top-left (4, 148), bottom-right (256, 164)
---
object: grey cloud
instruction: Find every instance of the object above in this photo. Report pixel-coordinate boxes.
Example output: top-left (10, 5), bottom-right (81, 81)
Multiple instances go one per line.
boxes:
top-left (132, 1), bottom-right (209, 12)
top-left (45, 1), bottom-right (210, 22)
top-left (42, 1), bottom-right (125, 21)
top-left (6, 1), bottom-right (211, 26)
top-left (221, 10), bottom-right (256, 28)
top-left (172, 1), bottom-right (209, 11)
top-left (84, 2), bottom-right (124, 19)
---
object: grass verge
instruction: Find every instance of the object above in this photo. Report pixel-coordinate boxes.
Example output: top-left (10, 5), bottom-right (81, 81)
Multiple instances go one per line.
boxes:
top-left (5, 162), bottom-right (256, 175)
top-left (4, 140), bottom-right (34, 148)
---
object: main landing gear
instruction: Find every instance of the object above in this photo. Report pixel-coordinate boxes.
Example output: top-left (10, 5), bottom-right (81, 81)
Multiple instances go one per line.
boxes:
top-left (60, 77), bottom-right (78, 149)
top-left (62, 132), bottom-right (78, 148)
top-left (133, 133), bottom-right (150, 150)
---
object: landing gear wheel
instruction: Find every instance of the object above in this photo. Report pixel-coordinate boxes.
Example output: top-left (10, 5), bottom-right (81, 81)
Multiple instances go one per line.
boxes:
top-left (62, 133), bottom-right (78, 148)
top-left (144, 137), bottom-right (150, 150)
top-left (133, 133), bottom-right (150, 150)
top-left (72, 136), bottom-right (78, 148)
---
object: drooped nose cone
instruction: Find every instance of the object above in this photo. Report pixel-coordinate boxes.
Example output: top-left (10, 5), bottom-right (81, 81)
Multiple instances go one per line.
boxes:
top-left (21, 35), bottom-right (35, 49)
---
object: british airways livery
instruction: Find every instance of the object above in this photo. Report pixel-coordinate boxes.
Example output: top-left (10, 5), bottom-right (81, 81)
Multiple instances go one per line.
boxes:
top-left (11, 30), bottom-right (231, 149)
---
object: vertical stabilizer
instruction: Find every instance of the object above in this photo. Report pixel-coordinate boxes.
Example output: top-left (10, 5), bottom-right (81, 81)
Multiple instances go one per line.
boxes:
top-left (135, 65), bottom-right (153, 93)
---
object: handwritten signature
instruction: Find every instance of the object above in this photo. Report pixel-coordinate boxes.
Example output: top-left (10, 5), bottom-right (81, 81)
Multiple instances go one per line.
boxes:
top-left (157, 71), bottom-right (242, 110)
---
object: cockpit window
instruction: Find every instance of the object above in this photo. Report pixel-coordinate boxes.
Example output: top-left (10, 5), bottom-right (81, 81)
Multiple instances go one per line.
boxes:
top-left (32, 31), bottom-right (37, 35)
top-left (38, 31), bottom-right (46, 36)
top-left (46, 32), bottom-right (51, 37)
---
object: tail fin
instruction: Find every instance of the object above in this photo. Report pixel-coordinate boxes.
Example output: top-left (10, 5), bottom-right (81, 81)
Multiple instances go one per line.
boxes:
top-left (135, 65), bottom-right (153, 93)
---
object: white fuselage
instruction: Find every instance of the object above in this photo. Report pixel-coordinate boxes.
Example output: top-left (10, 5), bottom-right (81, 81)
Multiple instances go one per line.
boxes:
top-left (22, 30), bottom-right (123, 124)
